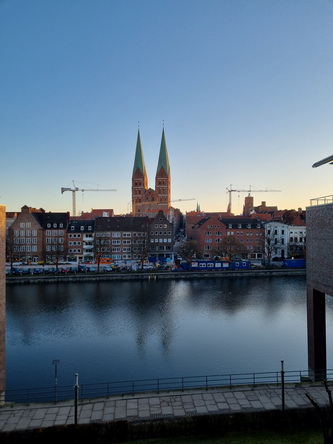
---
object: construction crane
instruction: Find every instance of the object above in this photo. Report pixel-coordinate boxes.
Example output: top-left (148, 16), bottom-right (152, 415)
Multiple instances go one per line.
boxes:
top-left (61, 181), bottom-right (116, 216)
top-left (226, 185), bottom-right (281, 214)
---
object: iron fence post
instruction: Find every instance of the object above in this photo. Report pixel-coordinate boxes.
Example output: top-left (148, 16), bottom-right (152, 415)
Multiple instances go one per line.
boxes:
top-left (74, 373), bottom-right (79, 424)
top-left (281, 361), bottom-right (285, 411)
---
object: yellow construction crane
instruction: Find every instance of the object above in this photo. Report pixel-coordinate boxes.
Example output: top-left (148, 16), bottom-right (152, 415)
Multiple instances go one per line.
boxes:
top-left (61, 181), bottom-right (116, 216)
top-left (226, 185), bottom-right (281, 214)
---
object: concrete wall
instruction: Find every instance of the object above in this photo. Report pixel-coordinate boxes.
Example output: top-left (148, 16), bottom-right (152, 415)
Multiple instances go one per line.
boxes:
top-left (306, 203), bottom-right (333, 296)
top-left (0, 206), bottom-right (6, 401)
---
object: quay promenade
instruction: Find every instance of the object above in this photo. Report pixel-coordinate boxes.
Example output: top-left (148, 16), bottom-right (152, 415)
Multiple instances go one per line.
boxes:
top-left (6, 267), bottom-right (306, 285)
top-left (0, 382), bottom-right (330, 433)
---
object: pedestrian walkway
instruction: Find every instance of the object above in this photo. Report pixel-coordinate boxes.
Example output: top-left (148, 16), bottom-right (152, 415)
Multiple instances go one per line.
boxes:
top-left (0, 382), bottom-right (330, 433)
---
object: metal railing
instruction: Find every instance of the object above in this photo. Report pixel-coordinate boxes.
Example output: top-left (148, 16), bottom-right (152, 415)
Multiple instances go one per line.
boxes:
top-left (310, 195), bottom-right (333, 206)
top-left (5, 368), bottom-right (333, 405)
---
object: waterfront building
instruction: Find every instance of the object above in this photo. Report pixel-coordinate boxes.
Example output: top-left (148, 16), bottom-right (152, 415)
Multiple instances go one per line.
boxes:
top-left (6, 206), bottom-right (69, 264)
top-left (67, 220), bottom-right (95, 262)
top-left (148, 210), bottom-right (174, 262)
top-left (0, 206), bottom-right (6, 403)
top-left (188, 215), bottom-right (265, 260)
top-left (94, 216), bottom-right (150, 262)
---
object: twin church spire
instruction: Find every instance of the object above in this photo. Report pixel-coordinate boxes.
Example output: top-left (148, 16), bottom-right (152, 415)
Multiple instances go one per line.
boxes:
top-left (132, 129), bottom-right (171, 216)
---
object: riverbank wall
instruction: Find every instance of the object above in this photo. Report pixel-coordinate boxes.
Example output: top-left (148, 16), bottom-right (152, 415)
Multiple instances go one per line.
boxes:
top-left (6, 268), bottom-right (306, 284)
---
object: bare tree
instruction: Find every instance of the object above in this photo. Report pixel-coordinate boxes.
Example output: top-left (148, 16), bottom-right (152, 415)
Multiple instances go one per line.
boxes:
top-left (93, 234), bottom-right (110, 272)
top-left (213, 236), bottom-right (247, 262)
top-left (134, 232), bottom-right (151, 270)
top-left (175, 240), bottom-right (200, 269)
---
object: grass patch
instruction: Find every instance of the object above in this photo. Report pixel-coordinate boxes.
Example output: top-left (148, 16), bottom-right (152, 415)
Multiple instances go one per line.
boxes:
top-left (120, 428), bottom-right (323, 443)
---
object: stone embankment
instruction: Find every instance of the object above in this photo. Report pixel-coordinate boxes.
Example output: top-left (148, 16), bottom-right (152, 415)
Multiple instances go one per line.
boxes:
top-left (6, 268), bottom-right (306, 284)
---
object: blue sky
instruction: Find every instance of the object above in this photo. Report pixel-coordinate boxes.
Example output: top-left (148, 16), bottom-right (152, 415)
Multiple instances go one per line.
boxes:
top-left (1, 0), bottom-right (333, 215)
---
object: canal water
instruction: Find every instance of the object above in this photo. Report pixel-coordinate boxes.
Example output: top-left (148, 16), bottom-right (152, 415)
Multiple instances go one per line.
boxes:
top-left (5, 275), bottom-right (333, 390)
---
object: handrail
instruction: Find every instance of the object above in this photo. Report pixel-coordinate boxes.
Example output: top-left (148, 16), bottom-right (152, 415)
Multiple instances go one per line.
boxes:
top-left (5, 368), bottom-right (333, 405)
top-left (310, 195), bottom-right (333, 206)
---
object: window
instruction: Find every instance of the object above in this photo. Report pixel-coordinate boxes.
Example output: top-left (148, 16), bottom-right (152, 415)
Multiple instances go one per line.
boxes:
top-left (20, 223), bottom-right (25, 228)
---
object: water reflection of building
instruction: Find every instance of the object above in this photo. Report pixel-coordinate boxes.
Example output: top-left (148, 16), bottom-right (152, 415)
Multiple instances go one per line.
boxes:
top-left (0, 205), bottom-right (6, 403)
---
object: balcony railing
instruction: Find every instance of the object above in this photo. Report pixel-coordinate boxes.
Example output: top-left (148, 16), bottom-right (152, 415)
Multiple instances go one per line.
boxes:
top-left (310, 195), bottom-right (333, 206)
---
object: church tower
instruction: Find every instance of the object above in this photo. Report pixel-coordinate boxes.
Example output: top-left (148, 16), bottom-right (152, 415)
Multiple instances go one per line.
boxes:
top-left (131, 128), bottom-right (171, 216)
top-left (132, 129), bottom-right (148, 216)
top-left (155, 128), bottom-right (171, 210)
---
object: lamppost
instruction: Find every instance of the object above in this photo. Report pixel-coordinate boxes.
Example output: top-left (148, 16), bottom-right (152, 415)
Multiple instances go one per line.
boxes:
top-left (52, 359), bottom-right (60, 401)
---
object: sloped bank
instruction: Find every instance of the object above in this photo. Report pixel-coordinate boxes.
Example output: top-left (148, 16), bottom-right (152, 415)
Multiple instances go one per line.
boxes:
top-left (6, 268), bottom-right (306, 285)
top-left (0, 406), bottom-right (323, 443)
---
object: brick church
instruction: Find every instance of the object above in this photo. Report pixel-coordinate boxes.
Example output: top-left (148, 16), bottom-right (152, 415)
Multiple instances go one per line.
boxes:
top-left (132, 129), bottom-right (171, 216)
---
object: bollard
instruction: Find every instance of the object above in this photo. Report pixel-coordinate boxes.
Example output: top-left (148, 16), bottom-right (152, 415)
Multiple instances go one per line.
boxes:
top-left (74, 373), bottom-right (79, 424)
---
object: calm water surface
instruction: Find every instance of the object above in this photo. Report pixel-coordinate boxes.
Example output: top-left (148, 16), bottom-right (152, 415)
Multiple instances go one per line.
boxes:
top-left (6, 275), bottom-right (333, 390)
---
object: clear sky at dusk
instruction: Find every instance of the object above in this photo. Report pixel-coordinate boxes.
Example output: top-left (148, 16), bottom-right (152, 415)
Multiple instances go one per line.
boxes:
top-left (1, 0), bottom-right (333, 216)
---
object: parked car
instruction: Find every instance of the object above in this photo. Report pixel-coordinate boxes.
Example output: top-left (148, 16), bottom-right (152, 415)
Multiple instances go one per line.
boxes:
top-left (32, 268), bottom-right (43, 274)
top-left (102, 266), bottom-right (113, 272)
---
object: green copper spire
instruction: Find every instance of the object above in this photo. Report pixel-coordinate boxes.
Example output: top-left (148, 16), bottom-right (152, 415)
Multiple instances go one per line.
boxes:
top-left (156, 128), bottom-right (170, 176)
top-left (132, 129), bottom-right (147, 177)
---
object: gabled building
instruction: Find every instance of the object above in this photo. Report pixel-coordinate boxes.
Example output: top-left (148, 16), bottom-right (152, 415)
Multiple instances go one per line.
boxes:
top-left (67, 220), bottom-right (95, 262)
top-left (148, 210), bottom-right (174, 261)
top-left (7, 206), bottom-right (69, 263)
top-left (188, 215), bottom-right (265, 260)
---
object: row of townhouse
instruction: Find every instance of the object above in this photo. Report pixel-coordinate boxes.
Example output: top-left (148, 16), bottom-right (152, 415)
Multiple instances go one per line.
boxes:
top-left (186, 214), bottom-right (306, 262)
top-left (264, 221), bottom-right (306, 260)
top-left (6, 206), bottom-right (174, 264)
